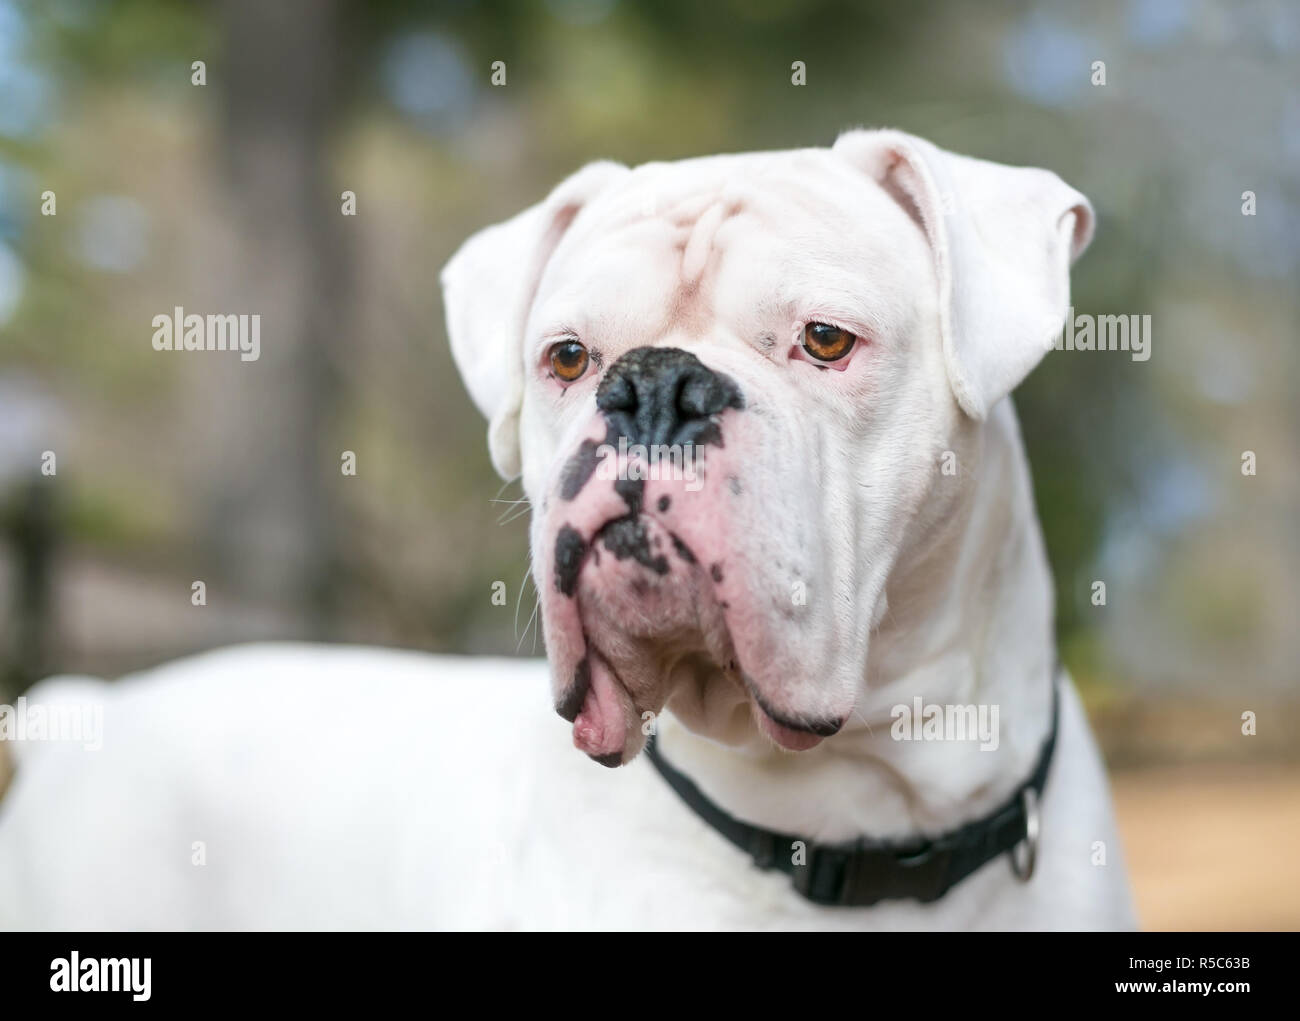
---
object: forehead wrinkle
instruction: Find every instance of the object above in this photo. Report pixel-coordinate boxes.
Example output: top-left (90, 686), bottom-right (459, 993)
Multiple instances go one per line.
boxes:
top-left (680, 200), bottom-right (734, 287)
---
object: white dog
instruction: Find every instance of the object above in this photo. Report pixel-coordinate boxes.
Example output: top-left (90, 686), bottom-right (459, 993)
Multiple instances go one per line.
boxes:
top-left (0, 129), bottom-right (1135, 929)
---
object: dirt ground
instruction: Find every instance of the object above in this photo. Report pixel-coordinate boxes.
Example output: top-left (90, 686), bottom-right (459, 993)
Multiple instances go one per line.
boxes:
top-left (1111, 762), bottom-right (1300, 931)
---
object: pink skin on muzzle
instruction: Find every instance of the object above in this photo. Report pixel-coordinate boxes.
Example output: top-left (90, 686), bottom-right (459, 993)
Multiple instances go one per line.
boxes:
top-left (538, 411), bottom-right (842, 765)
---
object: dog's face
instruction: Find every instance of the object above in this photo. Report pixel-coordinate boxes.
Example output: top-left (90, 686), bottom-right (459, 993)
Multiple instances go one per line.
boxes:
top-left (443, 130), bottom-right (1092, 766)
top-left (520, 153), bottom-right (953, 764)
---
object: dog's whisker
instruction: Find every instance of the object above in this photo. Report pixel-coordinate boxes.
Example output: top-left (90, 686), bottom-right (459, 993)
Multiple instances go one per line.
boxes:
top-left (492, 480), bottom-right (530, 524)
top-left (517, 595), bottom-right (541, 654)
top-left (498, 501), bottom-right (533, 526)
top-left (530, 594), bottom-right (542, 655)
top-left (512, 557), bottom-right (534, 642)
top-left (515, 558), bottom-right (540, 653)
top-left (849, 706), bottom-right (875, 738)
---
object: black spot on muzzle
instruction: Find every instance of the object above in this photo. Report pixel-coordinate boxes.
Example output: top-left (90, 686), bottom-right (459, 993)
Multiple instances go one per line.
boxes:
top-left (556, 658), bottom-right (590, 722)
top-left (598, 516), bottom-right (669, 575)
top-left (596, 346), bottom-right (744, 449)
top-left (553, 525), bottom-right (586, 597)
top-left (559, 438), bottom-right (605, 501)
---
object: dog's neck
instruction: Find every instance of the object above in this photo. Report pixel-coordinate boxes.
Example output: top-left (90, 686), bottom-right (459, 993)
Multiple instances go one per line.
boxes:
top-left (655, 399), bottom-right (1057, 844)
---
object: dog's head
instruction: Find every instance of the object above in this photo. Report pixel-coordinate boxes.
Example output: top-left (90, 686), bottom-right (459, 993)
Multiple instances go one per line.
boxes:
top-left (441, 130), bottom-right (1092, 766)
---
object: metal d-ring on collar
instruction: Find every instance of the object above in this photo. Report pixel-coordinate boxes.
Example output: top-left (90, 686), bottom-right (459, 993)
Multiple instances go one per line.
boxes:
top-left (644, 666), bottom-right (1061, 907)
top-left (1010, 787), bottom-right (1040, 881)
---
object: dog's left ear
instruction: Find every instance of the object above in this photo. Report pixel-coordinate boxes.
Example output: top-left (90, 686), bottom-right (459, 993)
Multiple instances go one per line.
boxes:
top-left (833, 129), bottom-right (1094, 420)
top-left (441, 160), bottom-right (629, 478)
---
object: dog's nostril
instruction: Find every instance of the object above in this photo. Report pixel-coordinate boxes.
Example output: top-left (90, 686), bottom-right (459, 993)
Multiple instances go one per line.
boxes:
top-left (678, 373), bottom-right (718, 418)
top-left (598, 374), bottom-right (636, 413)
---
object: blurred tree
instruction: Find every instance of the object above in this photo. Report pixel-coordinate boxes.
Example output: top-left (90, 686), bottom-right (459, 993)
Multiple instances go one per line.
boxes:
top-left (205, 0), bottom-right (354, 637)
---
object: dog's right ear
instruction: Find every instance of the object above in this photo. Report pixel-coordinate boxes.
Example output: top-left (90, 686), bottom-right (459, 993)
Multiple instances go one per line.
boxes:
top-left (441, 161), bottom-right (629, 479)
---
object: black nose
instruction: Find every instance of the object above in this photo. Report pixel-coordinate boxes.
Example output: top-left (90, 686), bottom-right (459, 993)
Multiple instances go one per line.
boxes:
top-left (595, 347), bottom-right (744, 448)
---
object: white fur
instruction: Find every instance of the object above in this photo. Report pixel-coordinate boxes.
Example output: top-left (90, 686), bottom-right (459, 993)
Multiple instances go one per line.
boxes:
top-left (0, 131), bottom-right (1135, 929)
top-left (0, 642), bottom-right (1130, 930)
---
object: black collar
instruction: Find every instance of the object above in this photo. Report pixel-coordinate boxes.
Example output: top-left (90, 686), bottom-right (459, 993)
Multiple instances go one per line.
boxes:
top-left (644, 670), bottom-right (1060, 907)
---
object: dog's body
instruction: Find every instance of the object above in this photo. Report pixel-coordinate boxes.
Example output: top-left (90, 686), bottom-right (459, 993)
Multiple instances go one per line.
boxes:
top-left (0, 644), bottom-right (1128, 930)
top-left (0, 131), bottom-right (1136, 929)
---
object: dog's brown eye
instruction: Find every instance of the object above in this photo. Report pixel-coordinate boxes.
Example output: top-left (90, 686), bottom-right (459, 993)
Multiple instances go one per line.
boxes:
top-left (802, 322), bottom-right (856, 362)
top-left (549, 339), bottom-right (590, 382)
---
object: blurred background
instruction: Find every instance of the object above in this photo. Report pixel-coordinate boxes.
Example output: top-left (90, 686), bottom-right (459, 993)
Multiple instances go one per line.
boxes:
top-left (0, 0), bottom-right (1295, 928)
